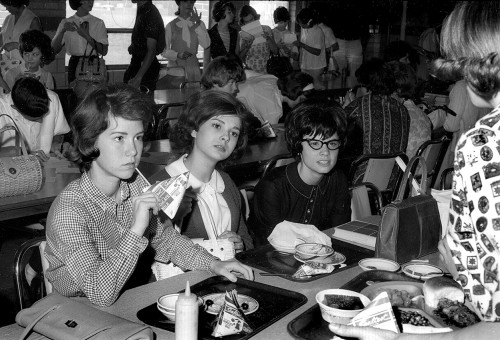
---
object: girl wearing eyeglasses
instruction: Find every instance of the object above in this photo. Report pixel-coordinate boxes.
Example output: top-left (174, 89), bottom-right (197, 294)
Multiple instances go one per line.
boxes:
top-left (249, 98), bottom-right (351, 247)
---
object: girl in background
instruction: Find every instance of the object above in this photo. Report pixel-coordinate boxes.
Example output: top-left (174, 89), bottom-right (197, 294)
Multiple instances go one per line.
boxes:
top-left (272, 6), bottom-right (299, 70)
top-left (207, 0), bottom-right (240, 61)
top-left (4, 29), bottom-right (55, 91)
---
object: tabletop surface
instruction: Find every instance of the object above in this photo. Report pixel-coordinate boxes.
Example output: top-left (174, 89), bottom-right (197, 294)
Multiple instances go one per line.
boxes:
top-left (154, 87), bottom-right (201, 106)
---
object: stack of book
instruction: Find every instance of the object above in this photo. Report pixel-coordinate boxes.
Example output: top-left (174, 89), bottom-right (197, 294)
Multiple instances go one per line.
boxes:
top-left (331, 218), bottom-right (381, 251)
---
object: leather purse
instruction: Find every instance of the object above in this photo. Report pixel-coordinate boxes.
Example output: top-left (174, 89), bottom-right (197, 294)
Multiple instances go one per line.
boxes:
top-left (266, 51), bottom-right (293, 78)
top-left (0, 114), bottom-right (43, 198)
top-left (16, 293), bottom-right (153, 340)
top-left (375, 155), bottom-right (441, 263)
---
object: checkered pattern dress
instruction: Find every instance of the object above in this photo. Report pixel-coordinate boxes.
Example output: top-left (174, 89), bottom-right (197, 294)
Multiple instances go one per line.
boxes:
top-left (45, 171), bottom-right (215, 307)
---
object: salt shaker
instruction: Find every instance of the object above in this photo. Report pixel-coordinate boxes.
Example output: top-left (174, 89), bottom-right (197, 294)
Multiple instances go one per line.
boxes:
top-left (175, 281), bottom-right (198, 340)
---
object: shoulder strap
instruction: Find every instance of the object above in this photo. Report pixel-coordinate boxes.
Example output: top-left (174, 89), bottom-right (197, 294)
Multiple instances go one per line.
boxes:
top-left (0, 113), bottom-right (28, 155)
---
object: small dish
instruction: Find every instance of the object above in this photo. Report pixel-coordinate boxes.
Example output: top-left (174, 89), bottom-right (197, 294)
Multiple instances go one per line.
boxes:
top-left (402, 263), bottom-right (444, 280)
top-left (202, 293), bottom-right (259, 315)
top-left (358, 258), bottom-right (400, 272)
top-left (295, 243), bottom-right (335, 261)
top-left (294, 251), bottom-right (346, 265)
top-left (316, 288), bottom-right (370, 324)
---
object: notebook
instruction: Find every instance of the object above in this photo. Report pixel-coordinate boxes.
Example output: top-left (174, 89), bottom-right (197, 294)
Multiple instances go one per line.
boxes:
top-left (331, 219), bottom-right (380, 251)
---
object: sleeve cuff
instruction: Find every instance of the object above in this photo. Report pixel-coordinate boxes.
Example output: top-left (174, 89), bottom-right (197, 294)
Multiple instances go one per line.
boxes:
top-left (118, 229), bottom-right (148, 255)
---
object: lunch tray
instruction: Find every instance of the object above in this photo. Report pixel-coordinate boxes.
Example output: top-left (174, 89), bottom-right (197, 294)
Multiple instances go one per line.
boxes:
top-left (236, 241), bottom-right (374, 282)
top-left (137, 276), bottom-right (307, 339)
top-left (287, 270), bottom-right (422, 339)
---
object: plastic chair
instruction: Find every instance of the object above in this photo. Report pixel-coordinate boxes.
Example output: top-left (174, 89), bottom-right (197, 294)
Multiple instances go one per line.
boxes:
top-left (13, 236), bottom-right (51, 310)
top-left (350, 182), bottom-right (384, 220)
top-left (239, 185), bottom-right (255, 221)
top-left (156, 66), bottom-right (187, 90)
top-left (415, 136), bottom-right (451, 189)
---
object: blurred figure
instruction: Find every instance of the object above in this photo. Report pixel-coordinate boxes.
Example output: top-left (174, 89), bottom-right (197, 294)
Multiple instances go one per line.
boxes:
top-left (272, 6), bottom-right (299, 70)
top-left (207, 0), bottom-right (240, 61)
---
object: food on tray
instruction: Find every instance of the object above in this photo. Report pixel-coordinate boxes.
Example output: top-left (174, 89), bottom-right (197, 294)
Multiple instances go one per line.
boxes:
top-left (423, 276), bottom-right (464, 308)
top-left (203, 293), bottom-right (258, 315)
top-left (292, 261), bottom-right (335, 279)
top-left (434, 298), bottom-right (480, 328)
top-left (373, 288), bottom-right (415, 307)
top-left (211, 290), bottom-right (253, 337)
top-left (324, 294), bottom-right (364, 310)
top-left (349, 292), bottom-right (400, 333)
top-left (399, 310), bottom-right (431, 326)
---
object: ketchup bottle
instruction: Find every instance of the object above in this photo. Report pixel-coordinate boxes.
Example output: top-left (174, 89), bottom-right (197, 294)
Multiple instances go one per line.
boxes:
top-left (175, 281), bottom-right (198, 340)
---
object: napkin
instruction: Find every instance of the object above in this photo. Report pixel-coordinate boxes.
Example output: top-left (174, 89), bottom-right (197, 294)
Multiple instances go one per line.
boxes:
top-left (268, 221), bottom-right (332, 252)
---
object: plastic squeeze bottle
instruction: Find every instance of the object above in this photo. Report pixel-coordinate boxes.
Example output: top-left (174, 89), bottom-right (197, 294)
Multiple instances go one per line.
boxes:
top-left (175, 281), bottom-right (198, 340)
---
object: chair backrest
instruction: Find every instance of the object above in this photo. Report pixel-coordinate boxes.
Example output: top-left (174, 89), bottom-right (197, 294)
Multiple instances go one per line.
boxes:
top-left (239, 185), bottom-right (255, 221)
top-left (156, 66), bottom-right (187, 90)
top-left (350, 182), bottom-right (384, 220)
top-left (439, 167), bottom-right (454, 190)
top-left (416, 136), bottom-right (451, 189)
top-left (13, 236), bottom-right (48, 310)
top-left (38, 241), bottom-right (52, 294)
top-left (260, 154), bottom-right (295, 179)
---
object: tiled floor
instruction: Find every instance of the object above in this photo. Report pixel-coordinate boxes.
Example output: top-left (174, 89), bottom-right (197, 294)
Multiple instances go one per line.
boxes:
top-left (0, 215), bottom-right (45, 327)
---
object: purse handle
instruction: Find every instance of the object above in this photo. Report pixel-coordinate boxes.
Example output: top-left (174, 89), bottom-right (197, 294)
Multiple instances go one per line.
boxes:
top-left (394, 155), bottom-right (428, 201)
top-left (18, 305), bottom-right (59, 340)
top-left (0, 113), bottom-right (29, 156)
top-left (80, 40), bottom-right (103, 72)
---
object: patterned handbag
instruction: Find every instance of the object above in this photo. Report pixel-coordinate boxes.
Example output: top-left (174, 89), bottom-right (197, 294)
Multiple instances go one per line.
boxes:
top-left (0, 114), bottom-right (43, 198)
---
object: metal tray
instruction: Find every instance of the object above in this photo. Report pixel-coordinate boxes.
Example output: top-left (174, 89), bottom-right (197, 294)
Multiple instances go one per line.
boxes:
top-left (137, 276), bottom-right (307, 339)
top-left (287, 270), bottom-right (422, 339)
top-left (236, 241), bottom-right (374, 282)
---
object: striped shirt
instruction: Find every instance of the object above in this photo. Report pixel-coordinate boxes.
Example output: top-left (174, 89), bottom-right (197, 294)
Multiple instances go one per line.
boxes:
top-left (45, 171), bottom-right (215, 307)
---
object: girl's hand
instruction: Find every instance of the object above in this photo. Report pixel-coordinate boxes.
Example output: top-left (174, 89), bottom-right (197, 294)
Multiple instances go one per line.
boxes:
top-left (174, 190), bottom-right (196, 224)
top-left (210, 259), bottom-right (254, 282)
top-left (33, 150), bottom-right (50, 162)
top-left (177, 51), bottom-right (193, 60)
top-left (218, 231), bottom-right (244, 252)
top-left (130, 192), bottom-right (160, 237)
top-left (63, 21), bottom-right (77, 33)
top-left (190, 7), bottom-right (202, 26)
top-left (329, 323), bottom-right (400, 340)
top-left (2, 42), bottom-right (18, 52)
top-left (76, 21), bottom-right (90, 39)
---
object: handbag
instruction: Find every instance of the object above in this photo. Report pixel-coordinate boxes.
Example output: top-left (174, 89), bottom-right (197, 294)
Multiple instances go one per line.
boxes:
top-left (16, 293), bottom-right (153, 340)
top-left (0, 114), bottom-right (43, 198)
top-left (375, 155), bottom-right (441, 263)
top-left (73, 43), bottom-right (107, 98)
top-left (266, 51), bottom-right (293, 78)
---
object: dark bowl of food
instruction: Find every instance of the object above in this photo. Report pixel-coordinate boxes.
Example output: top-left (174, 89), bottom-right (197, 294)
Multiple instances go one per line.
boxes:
top-left (316, 289), bottom-right (370, 324)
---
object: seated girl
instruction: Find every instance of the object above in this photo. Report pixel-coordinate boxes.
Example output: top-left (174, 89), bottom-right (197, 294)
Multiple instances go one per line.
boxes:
top-left (249, 98), bottom-right (351, 247)
top-left (4, 29), bottom-right (55, 91)
top-left (149, 90), bottom-right (254, 260)
top-left (45, 84), bottom-right (253, 307)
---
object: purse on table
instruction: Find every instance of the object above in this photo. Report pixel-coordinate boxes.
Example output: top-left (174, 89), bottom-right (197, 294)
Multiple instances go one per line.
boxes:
top-left (375, 155), bottom-right (442, 263)
top-left (16, 293), bottom-right (153, 340)
top-left (0, 114), bottom-right (43, 198)
top-left (266, 51), bottom-right (293, 78)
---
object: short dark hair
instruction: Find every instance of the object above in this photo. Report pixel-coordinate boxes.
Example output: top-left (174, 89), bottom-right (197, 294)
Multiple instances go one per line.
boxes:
top-left (238, 5), bottom-right (260, 26)
top-left (296, 8), bottom-right (317, 27)
top-left (388, 61), bottom-right (417, 100)
top-left (273, 6), bottom-right (290, 24)
top-left (285, 98), bottom-right (347, 158)
top-left (355, 58), bottom-right (395, 95)
top-left (201, 55), bottom-right (245, 89)
top-left (277, 72), bottom-right (314, 100)
top-left (69, 0), bottom-right (82, 11)
top-left (171, 90), bottom-right (250, 165)
top-left (70, 84), bottom-right (153, 172)
top-left (0, 0), bottom-right (29, 7)
top-left (212, 0), bottom-right (236, 22)
top-left (19, 30), bottom-right (55, 66)
top-left (384, 40), bottom-right (419, 70)
top-left (11, 77), bottom-right (49, 119)
top-left (175, 0), bottom-right (196, 16)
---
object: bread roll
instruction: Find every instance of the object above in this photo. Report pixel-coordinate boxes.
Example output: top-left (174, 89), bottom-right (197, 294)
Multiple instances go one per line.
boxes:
top-left (423, 276), bottom-right (464, 308)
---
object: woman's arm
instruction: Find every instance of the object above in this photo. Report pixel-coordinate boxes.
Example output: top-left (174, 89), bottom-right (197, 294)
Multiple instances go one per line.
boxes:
top-left (263, 26), bottom-right (278, 55)
top-left (128, 37), bottom-right (157, 89)
top-left (294, 40), bottom-right (321, 56)
top-left (51, 20), bottom-right (67, 55)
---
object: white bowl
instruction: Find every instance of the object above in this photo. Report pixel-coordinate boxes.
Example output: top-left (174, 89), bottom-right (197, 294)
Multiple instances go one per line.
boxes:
top-left (157, 293), bottom-right (203, 321)
top-left (316, 289), bottom-right (370, 324)
top-left (358, 258), bottom-right (400, 272)
top-left (269, 240), bottom-right (296, 254)
top-left (295, 243), bottom-right (334, 261)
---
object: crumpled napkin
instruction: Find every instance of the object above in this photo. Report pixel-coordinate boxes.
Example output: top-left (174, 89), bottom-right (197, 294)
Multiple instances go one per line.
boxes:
top-left (268, 221), bottom-right (332, 253)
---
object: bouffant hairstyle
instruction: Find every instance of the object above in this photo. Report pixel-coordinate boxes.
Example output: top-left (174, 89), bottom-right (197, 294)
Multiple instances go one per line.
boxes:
top-left (238, 5), bottom-right (260, 26)
top-left (355, 58), bottom-right (396, 96)
top-left (70, 84), bottom-right (153, 172)
top-left (212, 0), bottom-right (236, 22)
top-left (273, 6), bottom-right (290, 24)
top-left (170, 90), bottom-right (250, 165)
top-left (285, 98), bottom-right (347, 158)
top-left (201, 55), bottom-right (245, 89)
top-left (0, 0), bottom-right (29, 7)
top-left (277, 72), bottom-right (314, 100)
top-left (11, 77), bottom-right (49, 119)
top-left (432, 1), bottom-right (500, 101)
top-left (296, 8), bottom-right (318, 27)
top-left (19, 30), bottom-right (55, 66)
top-left (387, 61), bottom-right (417, 100)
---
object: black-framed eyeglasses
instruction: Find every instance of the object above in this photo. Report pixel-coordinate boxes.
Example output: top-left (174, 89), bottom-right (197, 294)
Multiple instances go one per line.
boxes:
top-left (302, 139), bottom-right (341, 150)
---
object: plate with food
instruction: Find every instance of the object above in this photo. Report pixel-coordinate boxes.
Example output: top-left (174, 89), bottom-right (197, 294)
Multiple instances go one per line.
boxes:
top-left (360, 281), bottom-right (424, 308)
top-left (294, 251), bottom-right (346, 265)
top-left (402, 263), bottom-right (444, 280)
top-left (202, 293), bottom-right (259, 315)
